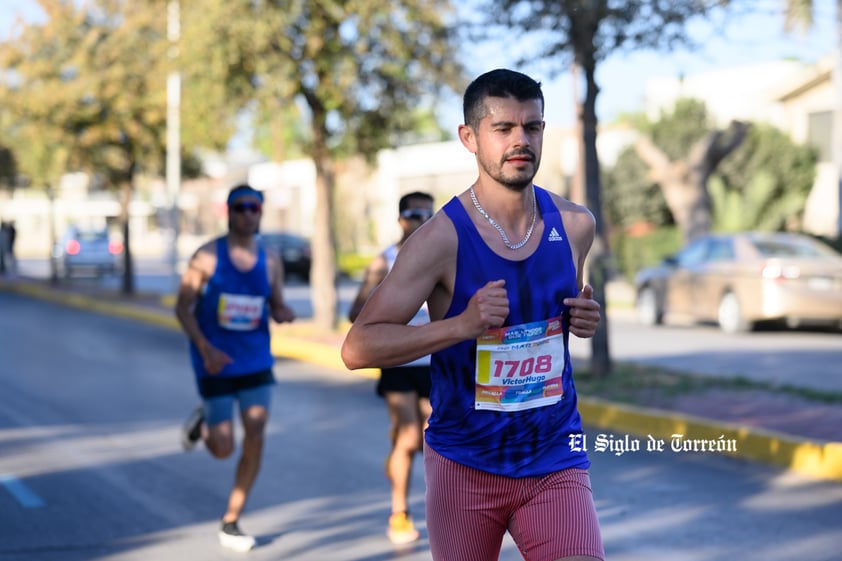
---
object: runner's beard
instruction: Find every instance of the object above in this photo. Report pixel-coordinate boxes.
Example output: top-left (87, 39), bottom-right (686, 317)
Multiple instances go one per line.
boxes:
top-left (479, 153), bottom-right (540, 192)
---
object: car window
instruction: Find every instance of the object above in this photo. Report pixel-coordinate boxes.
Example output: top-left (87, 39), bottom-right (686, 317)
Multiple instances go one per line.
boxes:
top-left (77, 231), bottom-right (108, 242)
top-left (707, 239), bottom-right (735, 262)
top-left (753, 238), bottom-right (839, 258)
top-left (676, 239), bottom-right (710, 267)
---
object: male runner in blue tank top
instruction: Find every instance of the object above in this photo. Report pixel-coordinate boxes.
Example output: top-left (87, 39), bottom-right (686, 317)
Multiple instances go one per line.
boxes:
top-left (348, 191), bottom-right (435, 545)
top-left (175, 184), bottom-right (296, 552)
top-left (342, 69), bottom-right (604, 561)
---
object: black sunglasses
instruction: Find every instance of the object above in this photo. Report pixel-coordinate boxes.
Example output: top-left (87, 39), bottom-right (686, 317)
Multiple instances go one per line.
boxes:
top-left (400, 209), bottom-right (433, 221)
top-left (231, 201), bottom-right (262, 214)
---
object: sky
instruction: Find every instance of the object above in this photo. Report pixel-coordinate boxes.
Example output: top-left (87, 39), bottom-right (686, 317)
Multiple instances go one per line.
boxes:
top-left (1, 0), bottom-right (837, 136)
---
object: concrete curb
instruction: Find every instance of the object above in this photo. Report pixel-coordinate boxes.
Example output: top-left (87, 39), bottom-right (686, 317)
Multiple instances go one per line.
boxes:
top-left (2, 278), bottom-right (840, 483)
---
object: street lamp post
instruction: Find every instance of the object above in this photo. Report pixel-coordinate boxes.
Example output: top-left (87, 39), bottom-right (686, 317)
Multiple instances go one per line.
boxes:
top-left (166, 0), bottom-right (181, 291)
top-left (835, 5), bottom-right (842, 237)
top-left (47, 184), bottom-right (58, 284)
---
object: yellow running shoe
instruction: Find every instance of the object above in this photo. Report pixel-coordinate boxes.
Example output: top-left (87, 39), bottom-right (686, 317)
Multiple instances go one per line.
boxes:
top-left (387, 512), bottom-right (419, 545)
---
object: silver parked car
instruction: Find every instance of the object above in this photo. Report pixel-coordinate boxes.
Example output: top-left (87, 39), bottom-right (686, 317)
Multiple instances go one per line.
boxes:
top-left (52, 227), bottom-right (122, 278)
top-left (634, 231), bottom-right (842, 333)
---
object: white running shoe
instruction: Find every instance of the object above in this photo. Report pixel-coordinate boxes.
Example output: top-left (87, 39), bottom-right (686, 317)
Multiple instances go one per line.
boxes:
top-left (180, 405), bottom-right (204, 451)
top-left (219, 520), bottom-right (257, 552)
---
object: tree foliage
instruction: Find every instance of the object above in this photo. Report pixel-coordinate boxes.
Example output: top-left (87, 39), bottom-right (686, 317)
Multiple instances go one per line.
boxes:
top-left (602, 147), bottom-right (671, 229)
top-left (0, 0), bottom-right (264, 290)
top-left (0, 0), bottom-right (245, 186)
top-left (711, 123), bottom-right (817, 232)
top-left (647, 98), bottom-right (711, 160)
top-left (634, 101), bottom-right (750, 242)
top-left (614, 100), bottom-right (816, 234)
top-left (189, 0), bottom-right (466, 330)
top-left (603, 100), bottom-right (711, 229)
top-left (0, 1), bottom-right (93, 190)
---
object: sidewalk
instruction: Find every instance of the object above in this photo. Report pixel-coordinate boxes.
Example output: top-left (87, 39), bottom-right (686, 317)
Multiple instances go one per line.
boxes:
top-left (1, 274), bottom-right (840, 483)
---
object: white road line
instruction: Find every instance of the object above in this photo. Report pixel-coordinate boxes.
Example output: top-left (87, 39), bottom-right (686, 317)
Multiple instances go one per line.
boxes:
top-left (0, 473), bottom-right (45, 508)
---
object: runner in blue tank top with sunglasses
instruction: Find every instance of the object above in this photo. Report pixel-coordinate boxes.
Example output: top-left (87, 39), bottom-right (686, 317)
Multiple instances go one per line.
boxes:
top-left (175, 184), bottom-right (296, 552)
top-left (342, 69), bottom-right (605, 561)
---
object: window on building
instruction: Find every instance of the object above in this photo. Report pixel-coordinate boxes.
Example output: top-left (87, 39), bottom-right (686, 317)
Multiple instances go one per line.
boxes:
top-left (807, 110), bottom-right (832, 163)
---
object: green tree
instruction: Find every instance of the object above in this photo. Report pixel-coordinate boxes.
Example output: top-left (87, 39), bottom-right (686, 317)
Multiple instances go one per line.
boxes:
top-left (711, 123), bottom-right (817, 232)
top-left (251, 102), bottom-right (311, 163)
top-left (483, 0), bottom-right (725, 377)
top-left (0, 1), bottom-right (169, 292)
top-left (0, 0), bottom-right (238, 291)
top-left (602, 147), bottom-right (671, 231)
top-left (193, 0), bottom-right (465, 330)
top-left (634, 98), bottom-right (750, 242)
top-left (0, 1), bottom-right (95, 280)
top-left (628, 99), bottom-right (815, 238)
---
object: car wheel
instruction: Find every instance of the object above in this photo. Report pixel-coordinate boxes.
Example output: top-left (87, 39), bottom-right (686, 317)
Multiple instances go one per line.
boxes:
top-left (636, 287), bottom-right (663, 326)
top-left (718, 292), bottom-right (750, 333)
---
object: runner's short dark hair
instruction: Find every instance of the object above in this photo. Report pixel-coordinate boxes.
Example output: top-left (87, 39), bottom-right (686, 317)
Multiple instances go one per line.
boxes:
top-left (463, 69), bottom-right (544, 130)
top-left (399, 191), bottom-right (434, 213)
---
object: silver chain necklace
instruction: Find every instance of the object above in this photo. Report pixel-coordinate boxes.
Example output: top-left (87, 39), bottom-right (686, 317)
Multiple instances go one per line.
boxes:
top-left (469, 185), bottom-right (537, 250)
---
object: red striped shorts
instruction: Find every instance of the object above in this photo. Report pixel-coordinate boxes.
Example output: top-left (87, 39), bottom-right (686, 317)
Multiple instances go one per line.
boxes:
top-left (424, 445), bottom-right (604, 561)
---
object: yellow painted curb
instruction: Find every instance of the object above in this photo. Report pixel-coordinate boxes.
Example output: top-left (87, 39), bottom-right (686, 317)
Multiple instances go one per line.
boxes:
top-left (271, 335), bottom-right (379, 379)
top-left (0, 279), bottom-right (378, 379)
top-left (3, 281), bottom-right (181, 330)
top-left (579, 397), bottom-right (842, 483)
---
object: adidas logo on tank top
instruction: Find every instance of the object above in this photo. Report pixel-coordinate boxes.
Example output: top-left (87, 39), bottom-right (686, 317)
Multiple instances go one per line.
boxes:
top-left (547, 227), bottom-right (564, 242)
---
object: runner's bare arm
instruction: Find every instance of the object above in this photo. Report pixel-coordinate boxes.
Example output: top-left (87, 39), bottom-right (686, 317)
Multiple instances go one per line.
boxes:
top-left (173, 242), bottom-right (233, 373)
top-left (341, 211), bottom-right (508, 370)
top-left (556, 197), bottom-right (601, 338)
top-left (174, 242), bottom-right (214, 348)
top-left (266, 253), bottom-right (295, 324)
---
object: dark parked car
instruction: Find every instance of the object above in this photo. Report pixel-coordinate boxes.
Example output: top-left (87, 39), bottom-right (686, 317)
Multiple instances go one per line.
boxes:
top-left (52, 227), bottom-right (123, 278)
top-left (634, 231), bottom-right (842, 333)
top-left (258, 231), bottom-right (312, 282)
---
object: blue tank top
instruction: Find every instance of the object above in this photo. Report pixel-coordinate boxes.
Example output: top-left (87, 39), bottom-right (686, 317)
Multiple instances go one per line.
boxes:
top-left (425, 186), bottom-right (590, 477)
top-left (190, 237), bottom-right (274, 379)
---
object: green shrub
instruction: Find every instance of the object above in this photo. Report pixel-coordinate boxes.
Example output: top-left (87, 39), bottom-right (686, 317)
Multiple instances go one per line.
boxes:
top-left (338, 253), bottom-right (375, 279)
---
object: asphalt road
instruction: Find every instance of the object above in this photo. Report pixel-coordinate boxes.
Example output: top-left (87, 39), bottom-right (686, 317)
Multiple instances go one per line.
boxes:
top-left (1, 293), bottom-right (841, 561)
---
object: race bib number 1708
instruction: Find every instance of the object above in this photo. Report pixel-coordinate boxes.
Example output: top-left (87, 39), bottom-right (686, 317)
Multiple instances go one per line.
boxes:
top-left (474, 316), bottom-right (566, 412)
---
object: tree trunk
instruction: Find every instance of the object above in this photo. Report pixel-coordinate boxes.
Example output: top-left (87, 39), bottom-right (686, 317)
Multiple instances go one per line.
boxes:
top-left (570, 63), bottom-right (586, 206)
top-left (581, 61), bottom-right (612, 378)
top-left (120, 180), bottom-right (135, 295)
top-left (636, 121), bottom-right (749, 242)
top-left (310, 110), bottom-right (339, 331)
